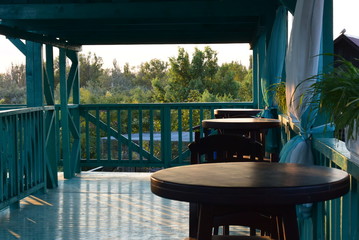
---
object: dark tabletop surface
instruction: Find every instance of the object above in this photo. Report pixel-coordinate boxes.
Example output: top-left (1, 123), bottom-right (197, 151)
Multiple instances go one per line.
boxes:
top-left (202, 117), bottom-right (280, 130)
top-left (151, 162), bottom-right (350, 205)
top-left (214, 108), bottom-right (263, 115)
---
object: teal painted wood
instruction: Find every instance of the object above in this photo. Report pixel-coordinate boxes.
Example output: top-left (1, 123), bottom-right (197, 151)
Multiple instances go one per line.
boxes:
top-left (161, 106), bottom-right (171, 168)
top-left (26, 41), bottom-right (44, 107)
top-left (0, 108), bottom-right (46, 210)
top-left (322, 0), bottom-right (334, 71)
top-left (59, 49), bottom-right (72, 179)
top-left (77, 103), bottom-right (254, 169)
top-left (280, 116), bottom-right (359, 240)
top-left (67, 51), bottom-right (81, 174)
top-left (128, 109), bottom-right (133, 162)
top-left (118, 109), bottom-right (122, 161)
top-left (95, 108), bottom-right (101, 162)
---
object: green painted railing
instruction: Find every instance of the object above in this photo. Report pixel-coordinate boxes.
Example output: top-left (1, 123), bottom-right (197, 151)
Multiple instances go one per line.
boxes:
top-left (0, 107), bottom-right (46, 210)
top-left (78, 103), bottom-right (255, 169)
top-left (280, 116), bottom-right (359, 240)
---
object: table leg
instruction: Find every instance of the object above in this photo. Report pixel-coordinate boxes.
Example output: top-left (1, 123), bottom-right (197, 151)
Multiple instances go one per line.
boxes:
top-left (189, 202), bottom-right (199, 238)
top-left (197, 204), bottom-right (214, 240)
top-left (281, 205), bottom-right (300, 240)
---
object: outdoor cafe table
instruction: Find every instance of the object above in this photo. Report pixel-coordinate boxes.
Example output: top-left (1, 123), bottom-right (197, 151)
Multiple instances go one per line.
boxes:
top-left (151, 162), bottom-right (350, 240)
top-left (214, 108), bottom-right (263, 118)
top-left (202, 118), bottom-right (281, 160)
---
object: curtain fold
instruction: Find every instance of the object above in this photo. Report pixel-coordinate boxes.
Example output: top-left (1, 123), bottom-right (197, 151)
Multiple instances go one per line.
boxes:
top-left (280, 0), bottom-right (324, 164)
top-left (260, 6), bottom-right (287, 153)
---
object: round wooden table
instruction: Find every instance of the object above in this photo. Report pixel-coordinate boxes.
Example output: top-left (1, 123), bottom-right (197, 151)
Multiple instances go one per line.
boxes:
top-left (151, 162), bottom-right (350, 240)
top-left (202, 118), bottom-right (281, 160)
top-left (214, 108), bottom-right (263, 118)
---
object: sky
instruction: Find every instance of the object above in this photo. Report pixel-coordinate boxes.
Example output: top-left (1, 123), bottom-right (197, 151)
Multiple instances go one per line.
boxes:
top-left (0, 0), bottom-right (358, 73)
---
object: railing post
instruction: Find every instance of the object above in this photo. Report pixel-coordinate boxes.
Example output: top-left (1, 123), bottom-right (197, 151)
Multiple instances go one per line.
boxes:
top-left (161, 105), bottom-right (172, 168)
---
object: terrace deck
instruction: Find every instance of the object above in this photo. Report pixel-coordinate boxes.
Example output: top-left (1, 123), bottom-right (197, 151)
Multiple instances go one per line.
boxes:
top-left (0, 172), bottom-right (248, 240)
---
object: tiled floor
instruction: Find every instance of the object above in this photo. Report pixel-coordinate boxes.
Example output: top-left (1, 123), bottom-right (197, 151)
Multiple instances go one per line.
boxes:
top-left (0, 172), bottom-right (190, 240)
top-left (0, 172), bottom-right (249, 240)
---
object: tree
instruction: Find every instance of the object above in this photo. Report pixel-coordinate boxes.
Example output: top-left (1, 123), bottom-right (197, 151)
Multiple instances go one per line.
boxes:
top-left (239, 69), bottom-right (253, 102)
top-left (79, 52), bottom-right (107, 87)
top-left (136, 59), bottom-right (168, 90)
top-left (165, 47), bottom-right (191, 102)
top-left (0, 69), bottom-right (26, 104)
top-left (107, 60), bottom-right (134, 90)
top-left (8, 63), bottom-right (26, 87)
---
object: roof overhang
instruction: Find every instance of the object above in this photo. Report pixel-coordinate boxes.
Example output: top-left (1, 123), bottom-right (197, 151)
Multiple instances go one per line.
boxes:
top-left (0, 0), bottom-right (295, 51)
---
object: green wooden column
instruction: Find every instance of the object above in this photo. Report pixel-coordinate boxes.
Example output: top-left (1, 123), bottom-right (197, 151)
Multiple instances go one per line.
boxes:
top-left (59, 48), bottom-right (81, 179)
top-left (322, 0), bottom-right (334, 69)
top-left (26, 41), bottom-right (44, 107)
top-left (44, 45), bottom-right (58, 188)
top-left (66, 50), bottom-right (81, 174)
top-left (252, 46), bottom-right (259, 108)
top-left (59, 48), bottom-right (73, 179)
top-left (25, 41), bottom-right (47, 193)
top-left (252, 32), bottom-right (266, 109)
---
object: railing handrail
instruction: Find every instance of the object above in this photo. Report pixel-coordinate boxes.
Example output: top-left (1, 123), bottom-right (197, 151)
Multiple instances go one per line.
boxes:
top-left (79, 102), bottom-right (253, 108)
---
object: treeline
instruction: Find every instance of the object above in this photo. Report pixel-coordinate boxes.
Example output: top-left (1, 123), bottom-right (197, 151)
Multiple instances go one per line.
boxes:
top-left (0, 46), bottom-right (253, 104)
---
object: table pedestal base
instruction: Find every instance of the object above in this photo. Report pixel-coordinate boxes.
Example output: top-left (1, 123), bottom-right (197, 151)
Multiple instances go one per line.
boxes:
top-left (194, 204), bottom-right (299, 240)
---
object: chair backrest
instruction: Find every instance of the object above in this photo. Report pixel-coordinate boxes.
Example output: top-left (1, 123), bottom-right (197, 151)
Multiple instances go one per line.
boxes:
top-left (188, 134), bottom-right (264, 164)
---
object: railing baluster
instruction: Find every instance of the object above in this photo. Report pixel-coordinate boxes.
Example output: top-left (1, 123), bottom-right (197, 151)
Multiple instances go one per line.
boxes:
top-left (117, 109), bottom-right (122, 162)
top-left (189, 108), bottom-right (194, 142)
top-left (85, 110), bottom-right (90, 162)
top-left (149, 108), bottom-right (154, 162)
top-left (177, 108), bottom-right (183, 164)
top-left (128, 109), bottom-right (133, 163)
top-left (95, 108), bottom-right (101, 162)
top-left (139, 108), bottom-right (143, 162)
top-left (107, 109), bottom-right (111, 161)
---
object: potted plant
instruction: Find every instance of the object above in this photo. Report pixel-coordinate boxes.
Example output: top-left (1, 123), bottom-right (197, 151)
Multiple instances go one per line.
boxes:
top-left (266, 81), bottom-right (287, 114)
top-left (301, 57), bottom-right (359, 161)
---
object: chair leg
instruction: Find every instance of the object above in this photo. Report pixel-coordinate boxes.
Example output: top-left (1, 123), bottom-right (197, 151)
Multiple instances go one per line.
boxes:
top-left (223, 225), bottom-right (230, 235)
top-left (250, 227), bottom-right (256, 236)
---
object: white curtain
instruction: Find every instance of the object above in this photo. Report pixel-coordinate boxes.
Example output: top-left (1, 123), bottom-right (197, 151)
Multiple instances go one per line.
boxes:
top-left (281, 0), bottom-right (324, 164)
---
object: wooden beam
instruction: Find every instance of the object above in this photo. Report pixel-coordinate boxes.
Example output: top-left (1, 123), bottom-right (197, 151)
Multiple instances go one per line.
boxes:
top-left (0, 1), bottom-right (275, 20)
top-left (0, 24), bottom-right (82, 51)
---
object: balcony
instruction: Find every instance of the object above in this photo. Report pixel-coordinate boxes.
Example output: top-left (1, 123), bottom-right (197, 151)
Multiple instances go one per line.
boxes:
top-left (0, 104), bottom-right (358, 239)
top-left (1, 1), bottom-right (356, 239)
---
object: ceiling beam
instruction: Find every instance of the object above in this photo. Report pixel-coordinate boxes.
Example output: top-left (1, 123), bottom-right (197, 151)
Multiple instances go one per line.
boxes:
top-left (0, 1), bottom-right (275, 20)
top-left (0, 24), bottom-right (82, 51)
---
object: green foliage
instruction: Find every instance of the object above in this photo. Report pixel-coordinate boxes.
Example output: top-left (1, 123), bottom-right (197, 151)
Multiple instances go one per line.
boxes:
top-left (296, 57), bottom-right (359, 139)
top-left (239, 69), bottom-right (253, 102)
top-left (266, 81), bottom-right (287, 113)
top-left (151, 46), bottom-right (250, 103)
top-left (0, 66), bottom-right (26, 104)
top-left (79, 52), bottom-right (108, 88)
top-left (136, 59), bottom-right (168, 90)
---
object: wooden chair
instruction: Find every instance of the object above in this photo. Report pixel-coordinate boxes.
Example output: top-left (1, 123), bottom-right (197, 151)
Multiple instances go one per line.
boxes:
top-left (189, 134), bottom-right (265, 164)
top-left (187, 134), bottom-right (278, 239)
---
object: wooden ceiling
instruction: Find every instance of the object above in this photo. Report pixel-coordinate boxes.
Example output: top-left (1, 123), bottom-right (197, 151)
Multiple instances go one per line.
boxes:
top-left (0, 0), bottom-right (296, 51)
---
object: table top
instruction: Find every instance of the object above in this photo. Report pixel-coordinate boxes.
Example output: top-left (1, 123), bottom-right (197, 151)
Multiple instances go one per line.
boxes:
top-left (202, 117), bottom-right (280, 130)
top-left (151, 162), bottom-right (350, 206)
top-left (214, 108), bottom-right (263, 117)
